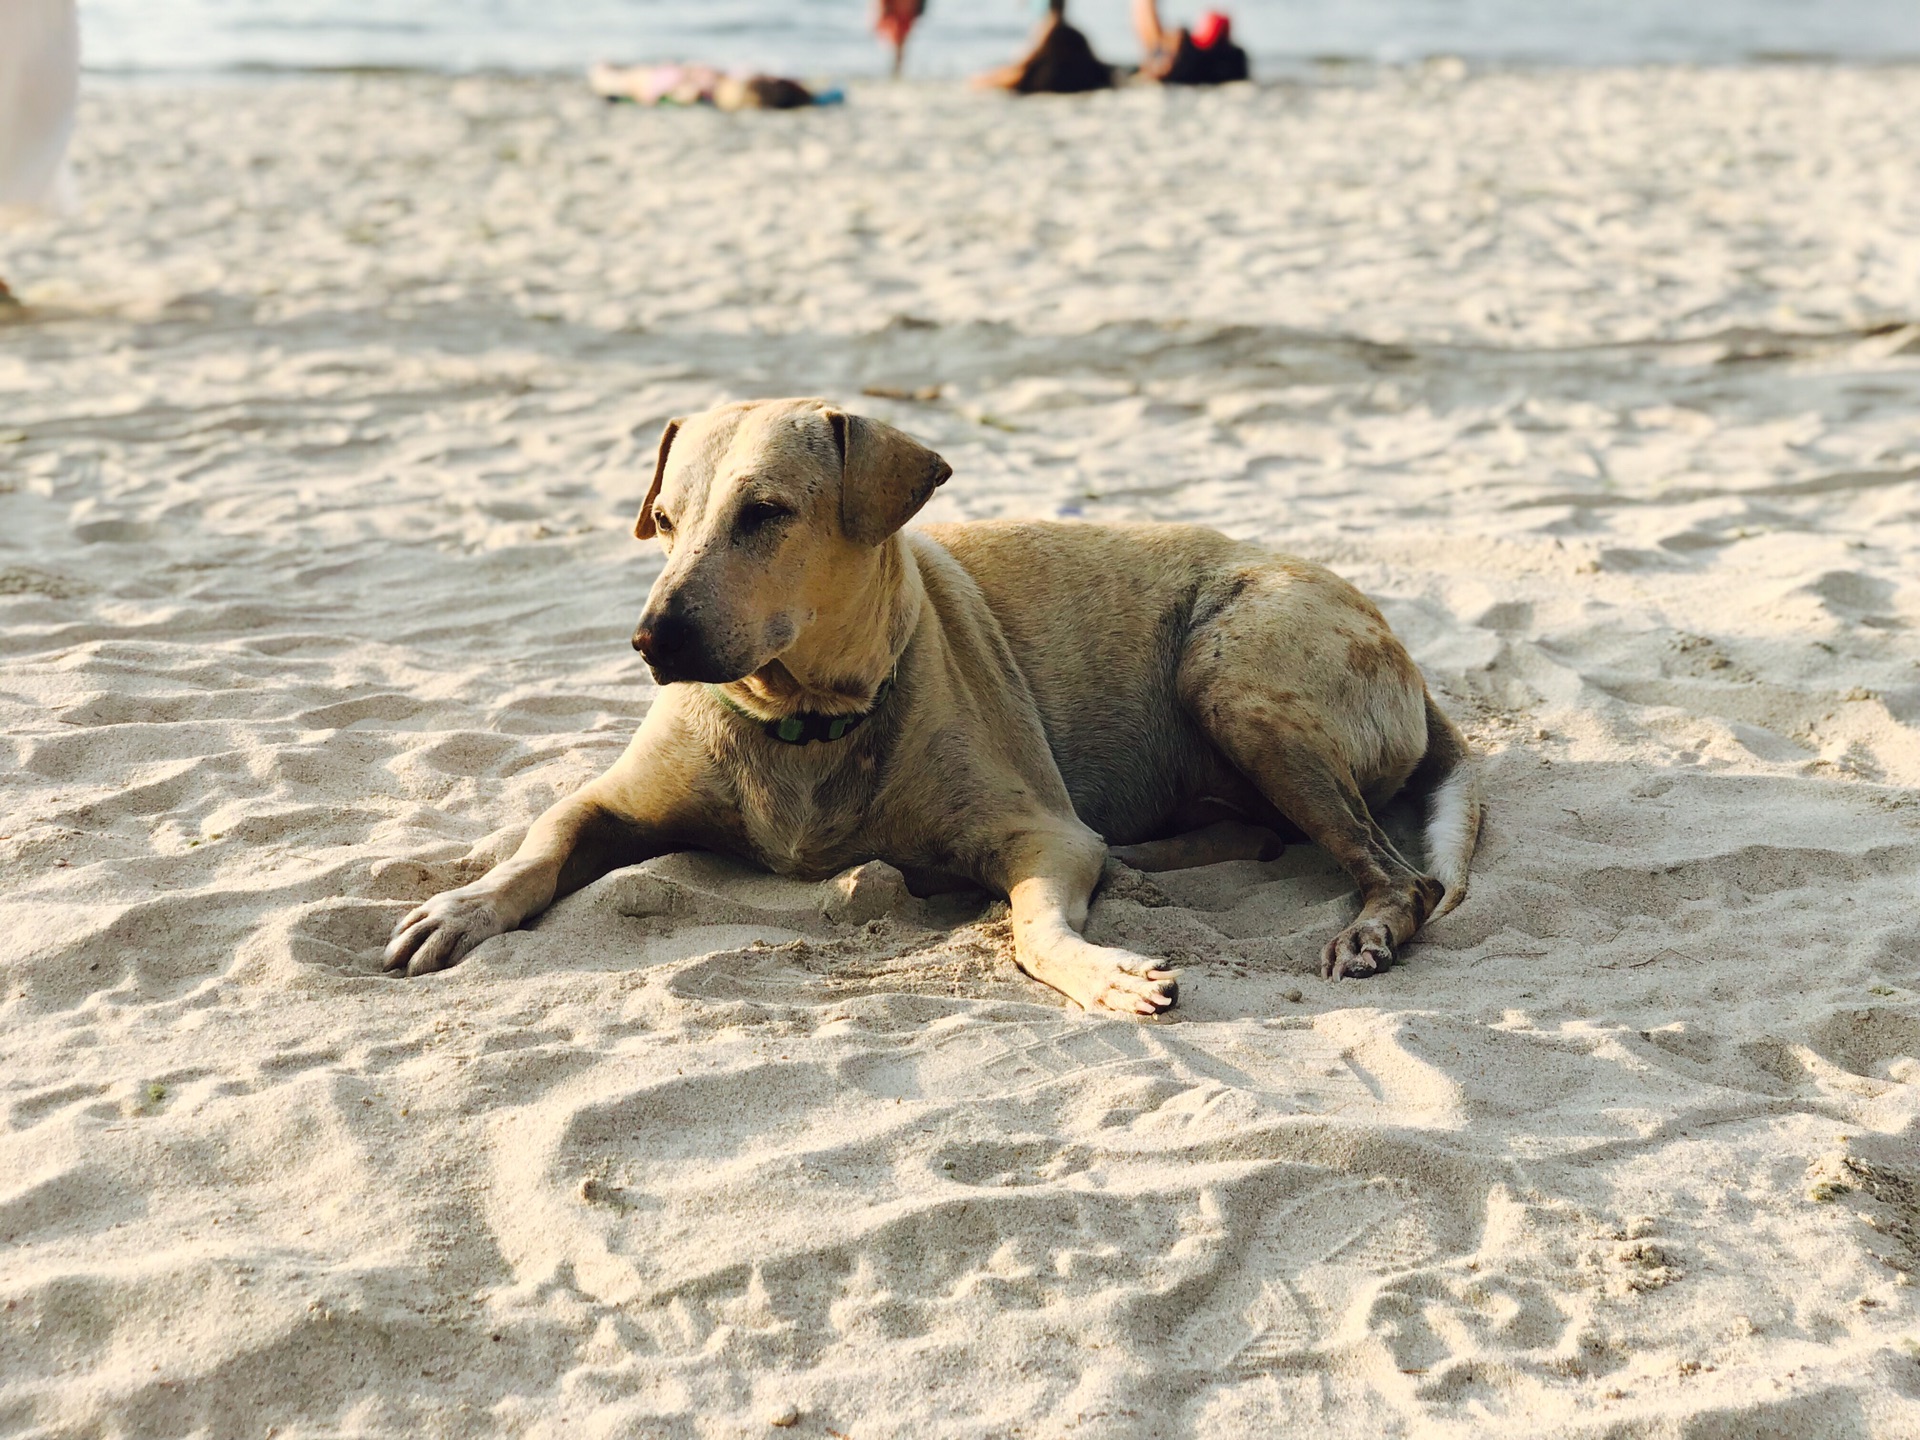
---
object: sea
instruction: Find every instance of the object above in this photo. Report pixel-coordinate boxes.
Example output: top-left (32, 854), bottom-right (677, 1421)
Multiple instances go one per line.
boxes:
top-left (76, 0), bottom-right (1920, 80)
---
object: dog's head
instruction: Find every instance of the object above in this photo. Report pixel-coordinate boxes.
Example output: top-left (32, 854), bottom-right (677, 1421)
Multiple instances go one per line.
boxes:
top-left (630, 398), bottom-right (951, 685)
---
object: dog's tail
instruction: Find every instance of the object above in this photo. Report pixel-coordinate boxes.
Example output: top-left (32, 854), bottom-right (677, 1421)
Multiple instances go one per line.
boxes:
top-left (1411, 693), bottom-right (1482, 918)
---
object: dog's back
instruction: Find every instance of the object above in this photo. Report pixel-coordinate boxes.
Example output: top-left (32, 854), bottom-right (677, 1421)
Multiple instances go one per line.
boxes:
top-left (917, 522), bottom-right (1260, 843)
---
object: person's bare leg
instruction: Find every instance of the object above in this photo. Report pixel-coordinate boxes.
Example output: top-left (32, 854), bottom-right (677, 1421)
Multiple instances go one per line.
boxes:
top-left (998, 826), bottom-right (1178, 1015)
top-left (1133, 0), bottom-right (1170, 53)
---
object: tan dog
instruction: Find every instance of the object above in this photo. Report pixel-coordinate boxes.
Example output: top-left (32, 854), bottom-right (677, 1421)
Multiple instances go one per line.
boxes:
top-left (385, 398), bottom-right (1481, 1014)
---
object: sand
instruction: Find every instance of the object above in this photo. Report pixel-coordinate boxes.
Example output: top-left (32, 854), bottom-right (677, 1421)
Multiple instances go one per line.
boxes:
top-left (2, 65), bottom-right (1919, 1438)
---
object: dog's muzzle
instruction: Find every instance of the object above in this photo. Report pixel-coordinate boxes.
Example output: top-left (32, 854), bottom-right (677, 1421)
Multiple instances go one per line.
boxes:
top-left (632, 610), bottom-right (692, 665)
top-left (633, 608), bottom-right (744, 684)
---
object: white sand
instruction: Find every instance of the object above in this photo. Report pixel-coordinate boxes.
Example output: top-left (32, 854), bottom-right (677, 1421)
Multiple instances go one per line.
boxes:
top-left (3, 67), bottom-right (1919, 1437)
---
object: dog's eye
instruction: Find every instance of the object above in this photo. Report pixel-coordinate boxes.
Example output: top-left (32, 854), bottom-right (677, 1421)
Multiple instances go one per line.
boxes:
top-left (653, 513), bottom-right (674, 536)
top-left (738, 501), bottom-right (792, 534)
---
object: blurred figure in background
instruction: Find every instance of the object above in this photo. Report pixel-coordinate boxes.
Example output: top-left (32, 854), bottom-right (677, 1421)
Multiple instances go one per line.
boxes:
top-left (589, 62), bottom-right (839, 110)
top-left (874, 0), bottom-right (927, 78)
top-left (1134, 0), bottom-right (1249, 85)
top-left (974, 0), bottom-right (1113, 95)
top-left (0, 0), bottom-right (78, 303)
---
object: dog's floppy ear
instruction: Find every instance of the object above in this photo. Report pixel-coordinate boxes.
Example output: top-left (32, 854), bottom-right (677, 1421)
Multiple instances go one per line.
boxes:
top-left (633, 418), bottom-right (681, 540)
top-left (828, 409), bottom-right (953, 546)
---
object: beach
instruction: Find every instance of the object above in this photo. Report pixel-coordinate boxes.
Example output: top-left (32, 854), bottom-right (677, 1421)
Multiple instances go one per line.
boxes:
top-left (69, 0), bottom-right (1920, 76)
top-left (3, 66), bottom-right (1919, 1436)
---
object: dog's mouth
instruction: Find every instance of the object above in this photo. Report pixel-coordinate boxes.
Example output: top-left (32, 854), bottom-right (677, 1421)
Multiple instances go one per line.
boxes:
top-left (633, 645), bottom-right (755, 688)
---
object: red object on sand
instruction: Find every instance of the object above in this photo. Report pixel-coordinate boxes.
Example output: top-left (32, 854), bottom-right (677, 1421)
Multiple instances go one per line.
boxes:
top-left (1191, 10), bottom-right (1231, 49)
top-left (875, 0), bottom-right (925, 47)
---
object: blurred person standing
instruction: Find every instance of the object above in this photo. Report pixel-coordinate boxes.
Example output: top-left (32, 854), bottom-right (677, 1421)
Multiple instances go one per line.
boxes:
top-left (874, 0), bottom-right (926, 78)
top-left (0, 0), bottom-right (79, 303)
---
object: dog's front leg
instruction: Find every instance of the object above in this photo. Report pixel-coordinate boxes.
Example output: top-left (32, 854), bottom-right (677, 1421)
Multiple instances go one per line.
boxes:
top-left (998, 827), bottom-right (1179, 1017)
top-left (384, 788), bottom-right (655, 977)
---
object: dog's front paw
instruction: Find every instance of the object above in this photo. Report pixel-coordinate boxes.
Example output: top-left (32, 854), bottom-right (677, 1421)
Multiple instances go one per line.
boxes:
top-left (1321, 919), bottom-right (1394, 980)
top-left (1067, 945), bottom-right (1179, 1017)
top-left (383, 885), bottom-right (510, 977)
top-left (1095, 960), bottom-right (1179, 1017)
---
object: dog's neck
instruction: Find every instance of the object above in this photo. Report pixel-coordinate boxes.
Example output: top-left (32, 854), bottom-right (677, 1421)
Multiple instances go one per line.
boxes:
top-left (720, 536), bottom-right (922, 720)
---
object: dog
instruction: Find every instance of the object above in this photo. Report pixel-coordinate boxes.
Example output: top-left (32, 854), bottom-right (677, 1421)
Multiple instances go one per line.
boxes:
top-left (385, 398), bottom-right (1481, 1015)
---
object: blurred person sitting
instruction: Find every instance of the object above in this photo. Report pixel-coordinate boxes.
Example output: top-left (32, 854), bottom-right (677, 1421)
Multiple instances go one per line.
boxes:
top-left (1134, 0), bottom-right (1249, 85)
top-left (973, 0), bottom-right (1114, 96)
top-left (590, 63), bottom-right (838, 111)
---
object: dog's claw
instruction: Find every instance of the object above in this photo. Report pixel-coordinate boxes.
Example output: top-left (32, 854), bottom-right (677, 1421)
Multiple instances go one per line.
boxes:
top-left (1321, 923), bottom-right (1395, 980)
top-left (382, 885), bottom-right (507, 977)
top-left (1088, 956), bottom-right (1179, 1016)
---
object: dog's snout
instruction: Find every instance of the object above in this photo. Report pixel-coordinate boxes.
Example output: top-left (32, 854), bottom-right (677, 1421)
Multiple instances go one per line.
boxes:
top-left (632, 610), bottom-right (693, 664)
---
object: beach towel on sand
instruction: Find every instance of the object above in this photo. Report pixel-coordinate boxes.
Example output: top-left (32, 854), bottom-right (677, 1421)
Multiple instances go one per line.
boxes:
top-left (589, 63), bottom-right (842, 111)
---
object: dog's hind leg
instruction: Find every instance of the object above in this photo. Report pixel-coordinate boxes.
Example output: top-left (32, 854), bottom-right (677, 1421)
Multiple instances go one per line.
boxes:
top-left (1177, 568), bottom-right (1474, 979)
top-left (1181, 655), bottom-right (1445, 979)
top-left (1215, 722), bottom-right (1441, 979)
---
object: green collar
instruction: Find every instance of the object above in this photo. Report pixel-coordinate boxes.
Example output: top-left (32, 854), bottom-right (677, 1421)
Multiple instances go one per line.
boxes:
top-left (711, 673), bottom-right (895, 746)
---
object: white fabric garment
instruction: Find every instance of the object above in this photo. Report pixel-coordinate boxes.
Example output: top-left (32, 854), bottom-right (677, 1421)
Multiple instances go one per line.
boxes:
top-left (0, 0), bottom-right (80, 211)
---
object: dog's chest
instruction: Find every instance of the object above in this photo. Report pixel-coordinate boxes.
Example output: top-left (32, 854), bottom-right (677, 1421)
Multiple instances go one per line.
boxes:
top-left (729, 746), bottom-right (884, 879)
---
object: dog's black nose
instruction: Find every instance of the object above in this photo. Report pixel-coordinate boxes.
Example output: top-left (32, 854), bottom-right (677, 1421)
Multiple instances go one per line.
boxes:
top-left (632, 611), bottom-right (692, 666)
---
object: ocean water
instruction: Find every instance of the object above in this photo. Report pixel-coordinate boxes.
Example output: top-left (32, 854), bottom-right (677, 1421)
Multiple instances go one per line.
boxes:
top-left (77, 0), bottom-right (1920, 79)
